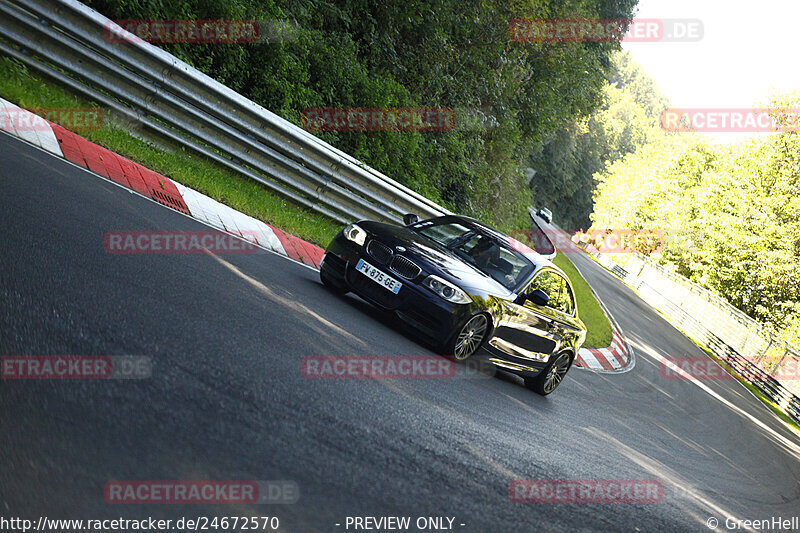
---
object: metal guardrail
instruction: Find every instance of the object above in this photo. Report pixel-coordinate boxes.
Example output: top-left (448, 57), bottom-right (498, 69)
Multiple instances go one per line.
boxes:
top-left (0, 0), bottom-right (450, 225)
top-left (580, 243), bottom-right (800, 424)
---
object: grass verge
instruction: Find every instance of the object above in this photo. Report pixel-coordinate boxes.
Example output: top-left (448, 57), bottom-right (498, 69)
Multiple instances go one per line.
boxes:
top-left (0, 56), bottom-right (341, 247)
top-left (553, 251), bottom-right (613, 349)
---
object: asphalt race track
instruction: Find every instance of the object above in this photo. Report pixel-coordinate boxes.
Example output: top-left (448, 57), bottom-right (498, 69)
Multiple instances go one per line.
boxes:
top-left (2, 131), bottom-right (799, 532)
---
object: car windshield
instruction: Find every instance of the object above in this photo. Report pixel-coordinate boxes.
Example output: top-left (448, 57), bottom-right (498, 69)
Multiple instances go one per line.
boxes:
top-left (412, 219), bottom-right (534, 290)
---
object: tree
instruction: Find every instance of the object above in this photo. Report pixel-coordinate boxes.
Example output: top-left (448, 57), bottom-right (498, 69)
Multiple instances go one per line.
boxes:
top-left (591, 91), bottom-right (800, 344)
top-left (528, 51), bottom-right (666, 229)
top-left (86, 0), bottom-right (638, 232)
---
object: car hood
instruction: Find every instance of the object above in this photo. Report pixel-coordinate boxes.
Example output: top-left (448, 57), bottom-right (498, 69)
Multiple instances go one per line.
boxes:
top-left (358, 221), bottom-right (515, 298)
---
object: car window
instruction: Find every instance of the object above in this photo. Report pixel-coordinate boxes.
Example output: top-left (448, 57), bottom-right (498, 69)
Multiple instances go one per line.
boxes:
top-left (558, 278), bottom-right (575, 315)
top-left (526, 271), bottom-right (573, 315)
top-left (452, 234), bottom-right (532, 288)
top-left (414, 222), bottom-right (472, 246)
top-left (526, 271), bottom-right (561, 309)
top-left (414, 220), bottom-right (533, 290)
top-left (496, 249), bottom-right (530, 285)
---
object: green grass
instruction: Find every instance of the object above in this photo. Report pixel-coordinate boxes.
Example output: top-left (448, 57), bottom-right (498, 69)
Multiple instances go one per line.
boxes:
top-left (0, 56), bottom-right (341, 247)
top-left (553, 251), bottom-right (613, 349)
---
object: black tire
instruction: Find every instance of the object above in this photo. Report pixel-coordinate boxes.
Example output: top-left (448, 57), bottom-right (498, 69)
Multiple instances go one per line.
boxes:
top-left (525, 351), bottom-right (572, 396)
top-left (445, 313), bottom-right (490, 361)
top-left (320, 270), bottom-right (348, 295)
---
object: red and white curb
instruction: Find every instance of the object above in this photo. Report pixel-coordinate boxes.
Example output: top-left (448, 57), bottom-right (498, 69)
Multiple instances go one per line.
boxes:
top-left (572, 253), bottom-right (634, 373)
top-left (0, 98), bottom-right (62, 155)
top-left (2, 98), bottom-right (633, 373)
top-left (575, 329), bottom-right (631, 372)
top-left (0, 97), bottom-right (324, 269)
top-left (174, 182), bottom-right (324, 268)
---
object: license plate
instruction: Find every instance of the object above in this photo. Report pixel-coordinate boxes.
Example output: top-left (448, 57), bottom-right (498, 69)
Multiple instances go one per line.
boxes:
top-left (356, 259), bottom-right (402, 294)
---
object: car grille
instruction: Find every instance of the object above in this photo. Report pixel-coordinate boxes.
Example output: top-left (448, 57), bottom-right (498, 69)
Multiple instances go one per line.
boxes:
top-left (389, 255), bottom-right (422, 280)
top-left (366, 240), bottom-right (392, 265)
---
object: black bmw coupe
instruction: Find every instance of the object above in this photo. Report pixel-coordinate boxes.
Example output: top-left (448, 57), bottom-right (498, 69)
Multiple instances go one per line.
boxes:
top-left (319, 214), bottom-right (587, 395)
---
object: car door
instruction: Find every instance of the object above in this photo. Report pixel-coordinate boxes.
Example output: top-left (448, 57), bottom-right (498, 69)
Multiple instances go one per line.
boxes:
top-left (488, 269), bottom-right (573, 363)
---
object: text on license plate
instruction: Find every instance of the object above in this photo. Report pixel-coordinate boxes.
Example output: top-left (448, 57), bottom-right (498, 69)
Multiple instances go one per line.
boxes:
top-left (356, 259), bottom-right (402, 294)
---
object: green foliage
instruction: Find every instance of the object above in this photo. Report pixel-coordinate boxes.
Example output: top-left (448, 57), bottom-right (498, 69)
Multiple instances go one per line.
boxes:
top-left (607, 49), bottom-right (670, 127)
top-left (528, 51), bottom-right (669, 229)
top-left (592, 92), bottom-right (800, 345)
top-left (84, 0), bottom-right (637, 231)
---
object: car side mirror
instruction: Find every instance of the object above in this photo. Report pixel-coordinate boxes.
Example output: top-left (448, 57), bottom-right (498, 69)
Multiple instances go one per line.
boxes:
top-left (526, 288), bottom-right (550, 307)
top-left (403, 213), bottom-right (420, 226)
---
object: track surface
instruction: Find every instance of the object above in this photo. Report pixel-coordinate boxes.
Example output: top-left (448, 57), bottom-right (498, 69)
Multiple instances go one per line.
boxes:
top-left (2, 132), bottom-right (799, 532)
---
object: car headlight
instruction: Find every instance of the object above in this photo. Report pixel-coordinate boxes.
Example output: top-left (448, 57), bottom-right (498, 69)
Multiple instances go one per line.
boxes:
top-left (423, 275), bottom-right (471, 304)
top-left (343, 223), bottom-right (367, 247)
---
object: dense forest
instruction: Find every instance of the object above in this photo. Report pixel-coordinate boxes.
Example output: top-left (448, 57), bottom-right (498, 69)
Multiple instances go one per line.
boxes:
top-left (528, 49), bottom-right (675, 228)
top-left (592, 93), bottom-right (800, 345)
top-left (87, 0), bottom-right (638, 231)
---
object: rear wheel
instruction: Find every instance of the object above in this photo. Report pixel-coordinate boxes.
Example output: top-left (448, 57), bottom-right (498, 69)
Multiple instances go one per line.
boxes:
top-left (446, 314), bottom-right (489, 361)
top-left (525, 351), bottom-right (572, 395)
top-left (320, 270), bottom-right (348, 295)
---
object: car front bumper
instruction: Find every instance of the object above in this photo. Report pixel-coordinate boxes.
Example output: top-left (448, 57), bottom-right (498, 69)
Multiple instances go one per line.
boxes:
top-left (320, 237), bottom-right (472, 344)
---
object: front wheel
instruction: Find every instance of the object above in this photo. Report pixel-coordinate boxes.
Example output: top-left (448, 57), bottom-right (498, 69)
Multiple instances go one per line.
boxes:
top-left (445, 314), bottom-right (489, 361)
top-left (525, 351), bottom-right (572, 396)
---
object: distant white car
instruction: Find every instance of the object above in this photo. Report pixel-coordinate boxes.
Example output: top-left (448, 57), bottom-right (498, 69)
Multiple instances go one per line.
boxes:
top-left (537, 207), bottom-right (552, 224)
